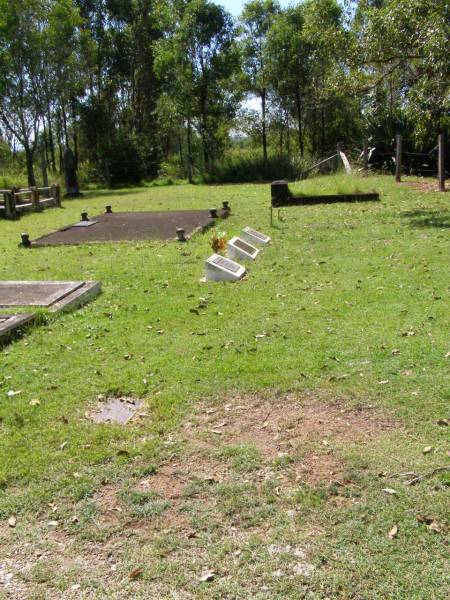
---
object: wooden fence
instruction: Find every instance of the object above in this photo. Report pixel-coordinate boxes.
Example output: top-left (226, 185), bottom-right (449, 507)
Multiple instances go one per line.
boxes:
top-left (0, 184), bottom-right (62, 219)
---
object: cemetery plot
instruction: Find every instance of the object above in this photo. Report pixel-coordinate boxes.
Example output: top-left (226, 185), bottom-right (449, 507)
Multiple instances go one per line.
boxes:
top-left (0, 281), bottom-right (101, 312)
top-left (31, 209), bottom-right (227, 246)
top-left (271, 180), bottom-right (380, 208)
top-left (0, 313), bottom-right (35, 340)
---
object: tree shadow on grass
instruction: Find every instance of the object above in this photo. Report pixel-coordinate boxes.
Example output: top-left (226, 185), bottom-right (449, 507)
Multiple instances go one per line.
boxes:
top-left (402, 208), bottom-right (450, 229)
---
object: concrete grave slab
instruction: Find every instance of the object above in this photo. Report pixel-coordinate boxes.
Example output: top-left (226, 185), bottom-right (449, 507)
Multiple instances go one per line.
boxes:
top-left (91, 397), bottom-right (143, 425)
top-left (0, 313), bottom-right (35, 340)
top-left (32, 209), bottom-right (228, 246)
top-left (0, 281), bottom-right (101, 312)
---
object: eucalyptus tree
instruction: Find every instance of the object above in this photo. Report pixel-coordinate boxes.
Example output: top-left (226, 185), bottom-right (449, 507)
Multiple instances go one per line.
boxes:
top-left (155, 0), bottom-right (241, 175)
top-left (267, 4), bottom-right (310, 156)
top-left (0, 0), bottom-right (45, 185)
top-left (354, 0), bottom-right (450, 143)
top-left (240, 0), bottom-right (280, 167)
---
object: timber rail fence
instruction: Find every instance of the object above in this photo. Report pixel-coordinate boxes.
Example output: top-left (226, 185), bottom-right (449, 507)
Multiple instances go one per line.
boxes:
top-left (0, 184), bottom-right (62, 220)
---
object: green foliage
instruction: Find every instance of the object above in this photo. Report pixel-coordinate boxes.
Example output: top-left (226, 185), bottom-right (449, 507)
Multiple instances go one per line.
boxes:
top-left (205, 149), bottom-right (297, 182)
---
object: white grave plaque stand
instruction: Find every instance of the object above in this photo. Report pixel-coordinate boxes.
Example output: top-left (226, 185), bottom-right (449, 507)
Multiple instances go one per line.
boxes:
top-left (227, 236), bottom-right (260, 261)
top-left (205, 254), bottom-right (246, 282)
top-left (241, 226), bottom-right (271, 246)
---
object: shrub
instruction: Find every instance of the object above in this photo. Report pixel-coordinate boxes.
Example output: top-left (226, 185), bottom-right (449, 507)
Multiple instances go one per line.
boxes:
top-left (205, 149), bottom-right (298, 183)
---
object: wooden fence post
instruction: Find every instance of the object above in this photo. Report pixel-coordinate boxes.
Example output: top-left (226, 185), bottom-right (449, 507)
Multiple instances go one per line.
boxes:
top-left (30, 186), bottom-right (42, 212)
top-left (438, 133), bottom-right (445, 192)
top-left (53, 183), bottom-right (62, 207)
top-left (395, 134), bottom-right (402, 182)
top-left (363, 139), bottom-right (369, 176)
top-left (4, 191), bottom-right (17, 219)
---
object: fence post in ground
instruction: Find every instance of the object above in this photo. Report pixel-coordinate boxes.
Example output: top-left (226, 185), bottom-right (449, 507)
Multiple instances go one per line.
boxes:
top-left (438, 134), bottom-right (445, 192)
top-left (30, 186), bottom-right (42, 212)
top-left (395, 134), bottom-right (402, 182)
top-left (363, 139), bottom-right (369, 176)
top-left (5, 191), bottom-right (15, 219)
top-left (53, 183), bottom-right (62, 207)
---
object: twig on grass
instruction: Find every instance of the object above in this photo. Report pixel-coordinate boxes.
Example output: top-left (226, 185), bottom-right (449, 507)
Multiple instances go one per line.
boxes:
top-left (406, 465), bottom-right (450, 486)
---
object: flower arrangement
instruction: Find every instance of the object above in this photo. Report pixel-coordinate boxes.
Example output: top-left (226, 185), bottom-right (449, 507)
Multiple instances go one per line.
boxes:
top-left (210, 229), bottom-right (227, 253)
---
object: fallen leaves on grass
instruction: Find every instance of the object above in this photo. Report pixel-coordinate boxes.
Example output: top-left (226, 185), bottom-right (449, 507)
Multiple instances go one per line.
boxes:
top-left (128, 567), bottom-right (143, 579)
top-left (7, 516), bottom-right (16, 528)
top-left (382, 488), bottom-right (398, 495)
top-left (388, 525), bottom-right (398, 539)
top-left (199, 571), bottom-right (216, 583)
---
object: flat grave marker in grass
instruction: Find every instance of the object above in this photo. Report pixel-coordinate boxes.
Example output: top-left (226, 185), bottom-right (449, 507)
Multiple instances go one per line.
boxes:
top-left (31, 208), bottom-right (228, 246)
top-left (0, 313), bottom-right (35, 340)
top-left (0, 280), bottom-right (101, 312)
top-left (90, 396), bottom-right (143, 424)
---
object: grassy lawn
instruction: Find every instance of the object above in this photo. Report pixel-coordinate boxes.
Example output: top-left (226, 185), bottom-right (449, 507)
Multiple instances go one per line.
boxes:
top-left (0, 174), bottom-right (448, 599)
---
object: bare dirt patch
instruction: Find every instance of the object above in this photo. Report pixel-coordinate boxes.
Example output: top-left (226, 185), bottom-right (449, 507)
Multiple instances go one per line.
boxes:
top-left (397, 180), bottom-right (447, 193)
top-left (181, 392), bottom-right (394, 484)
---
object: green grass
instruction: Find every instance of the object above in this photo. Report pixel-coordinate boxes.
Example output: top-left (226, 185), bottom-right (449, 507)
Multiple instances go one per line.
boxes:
top-left (0, 174), bottom-right (448, 599)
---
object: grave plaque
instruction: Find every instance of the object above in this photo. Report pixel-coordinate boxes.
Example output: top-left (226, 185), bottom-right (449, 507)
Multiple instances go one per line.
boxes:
top-left (242, 226), bottom-right (271, 245)
top-left (227, 236), bottom-right (259, 262)
top-left (205, 253), bottom-right (246, 282)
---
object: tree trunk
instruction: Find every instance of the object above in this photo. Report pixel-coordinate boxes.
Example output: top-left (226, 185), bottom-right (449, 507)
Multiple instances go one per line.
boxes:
top-left (261, 88), bottom-right (268, 168)
top-left (46, 107), bottom-right (56, 171)
top-left (320, 105), bottom-right (325, 156)
top-left (186, 118), bottom-right (193, 184)
top-left (24, 142), bottom-right (36, 187)
top-left (295, 86), bottom-right (304, 157)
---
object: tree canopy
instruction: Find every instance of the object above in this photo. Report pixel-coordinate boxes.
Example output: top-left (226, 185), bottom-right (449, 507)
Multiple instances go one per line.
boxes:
top-left (0, 0), bottom-right (448, 186)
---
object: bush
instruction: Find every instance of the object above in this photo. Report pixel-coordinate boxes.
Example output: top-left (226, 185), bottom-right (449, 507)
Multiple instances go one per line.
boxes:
top-left (100, 134), bottom-right (144, 186)
top-left (205, 149), bottom-right (298, 183)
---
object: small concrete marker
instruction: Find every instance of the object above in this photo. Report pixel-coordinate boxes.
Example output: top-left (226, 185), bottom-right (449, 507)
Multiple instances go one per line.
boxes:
top-left (205, 254), bottom-right (246, 282)
top-left (227, 236), bottom-right (259, 261)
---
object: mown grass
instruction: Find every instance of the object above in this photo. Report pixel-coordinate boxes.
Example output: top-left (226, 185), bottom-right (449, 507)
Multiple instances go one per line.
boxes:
top-left (0, 174), bottom-right (448, 599)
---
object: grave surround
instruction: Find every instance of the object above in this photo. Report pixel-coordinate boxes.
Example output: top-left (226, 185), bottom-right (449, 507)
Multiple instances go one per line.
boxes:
top-left (32, 209), bottom-right (228, 246)
top-left (0, 281), bottom-right (101, 312)
top-left (0, 313), bottom-right (35, 340)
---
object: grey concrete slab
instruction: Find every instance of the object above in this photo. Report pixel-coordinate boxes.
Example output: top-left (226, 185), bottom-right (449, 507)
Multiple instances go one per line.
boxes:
top-left (0, 313), bottom-right (35, 340)
top-left (0, 281), bottom-right (101, 312)
top-left (91, 397), bottom-right (143, 424)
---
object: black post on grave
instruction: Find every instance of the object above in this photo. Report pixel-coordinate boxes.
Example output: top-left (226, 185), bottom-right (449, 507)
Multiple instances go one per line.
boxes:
top-left (270, 180), bottom-right (290, 226)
